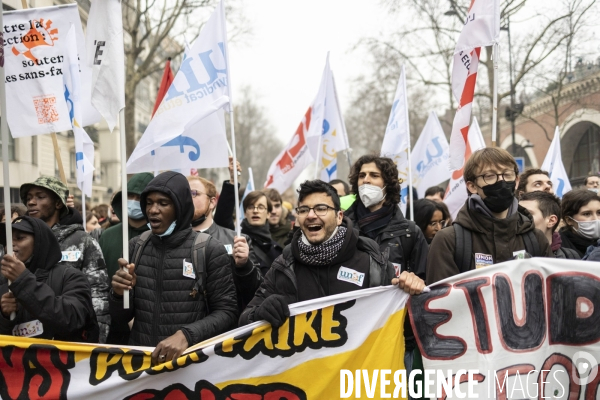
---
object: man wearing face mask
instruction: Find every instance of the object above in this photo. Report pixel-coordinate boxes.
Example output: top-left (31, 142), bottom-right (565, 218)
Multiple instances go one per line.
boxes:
top-left (188, 176), bottom-right (262, 312)
top-left (99, 173), bottom-right (154, 281)
top-left (109, 171), bottom-right (237, 363)
top-left (427, 148), bottom-right (552, 285)
top-left (345, 155), bottom-right (429, 279)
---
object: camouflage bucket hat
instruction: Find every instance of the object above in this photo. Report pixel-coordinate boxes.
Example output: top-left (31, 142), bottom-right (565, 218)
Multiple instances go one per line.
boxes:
top-left (20, 176), bottom-right (69, 211)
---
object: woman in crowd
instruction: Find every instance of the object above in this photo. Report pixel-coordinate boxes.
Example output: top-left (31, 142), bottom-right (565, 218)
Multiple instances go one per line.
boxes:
top-left (412, 199), bottom-right (451, 244)
top-left (241, 191), bottom-right (283, 276)
top-left (559, 189), bottom-right (600, 258)
top-left (0, 216), bottom-right (98, 342)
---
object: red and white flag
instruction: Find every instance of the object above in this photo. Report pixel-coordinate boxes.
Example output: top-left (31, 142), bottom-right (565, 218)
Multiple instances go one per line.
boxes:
top-left (448, 0), bottom-right (499, 170)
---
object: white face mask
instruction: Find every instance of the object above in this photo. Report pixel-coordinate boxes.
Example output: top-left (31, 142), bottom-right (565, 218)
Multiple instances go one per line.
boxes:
top-left (570, 217), bottom-right (600, 240)
top-left (358, 184), bottom-right (386, 208)
top-left (588, 188), bottom-right (599, 194)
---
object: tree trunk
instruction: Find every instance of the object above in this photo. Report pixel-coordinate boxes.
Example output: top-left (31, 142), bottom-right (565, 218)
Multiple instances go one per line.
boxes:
top-left (125, 53), bottom-right (138, 160)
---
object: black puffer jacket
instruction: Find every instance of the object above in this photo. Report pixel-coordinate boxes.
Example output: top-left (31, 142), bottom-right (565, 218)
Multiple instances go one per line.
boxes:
top-left (0, 216), bottom-right (97, 342)
top-left (109, 172), bottom-right (238, 347)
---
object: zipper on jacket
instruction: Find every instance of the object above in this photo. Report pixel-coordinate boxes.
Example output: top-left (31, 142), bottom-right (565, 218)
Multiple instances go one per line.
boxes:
top-left (152, 242), bottom-right (166, 344)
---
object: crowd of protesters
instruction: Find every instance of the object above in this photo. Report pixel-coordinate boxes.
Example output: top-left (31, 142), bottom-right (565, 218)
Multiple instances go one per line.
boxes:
top-left (0, 148), bottom-right (598, 377)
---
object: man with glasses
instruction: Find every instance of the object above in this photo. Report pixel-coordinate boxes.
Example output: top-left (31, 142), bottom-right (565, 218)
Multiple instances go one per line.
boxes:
top-left (239, 180), bottom-right (425, 327)
top-left (584, 175), bottom-right (600, 192)
top-left (427, 148), bottom-right (552, 285)
top-left (187, 176), bottom-right (262, 312)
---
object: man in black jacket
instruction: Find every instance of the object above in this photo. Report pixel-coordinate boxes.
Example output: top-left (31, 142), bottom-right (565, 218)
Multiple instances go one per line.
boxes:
top-left (345, 155), bottom-right (428, 279)
top-left (0, 216), bottom-right (97, 342)
top-left (110, 172), bottom-right (238, 364)
top-left (188, 176), bottom-right (262, 312)
top-left (239, 180), bottom-right (425, 327)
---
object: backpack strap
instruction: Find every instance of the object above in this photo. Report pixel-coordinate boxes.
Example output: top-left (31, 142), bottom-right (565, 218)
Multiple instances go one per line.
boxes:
top-left (131, 231), bottom-right (152, 271)
top-left (399, 220), bottom-right (417, 273)
top-left (522, 230), bottom-right (541, 257)
top-left (454, 224), bottom-right (472, 273)
top-left (191, 232), bottom-right (211, 314)
top-left (562, 247), bottom-right (580, 260)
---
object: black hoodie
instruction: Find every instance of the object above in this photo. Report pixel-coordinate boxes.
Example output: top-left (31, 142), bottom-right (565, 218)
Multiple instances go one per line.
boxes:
top-left (0, 216), bottom-right (97, 342)
top-left (109, 171), bottom-right (238, 347)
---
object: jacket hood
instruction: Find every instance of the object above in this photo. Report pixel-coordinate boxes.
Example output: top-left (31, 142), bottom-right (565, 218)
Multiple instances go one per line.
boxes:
top-left (59, 206), bottom-right (83, 226)
top-left (52, 223), bottom-right (85, 242)
top-left (454, 201), bottom-right (535, 235)
top-left (111, 173), bottom-right (155, 221)
top-left (0, 216), bottom-right (62, 273)
top-left (140, 171), bottom-right (193, 233)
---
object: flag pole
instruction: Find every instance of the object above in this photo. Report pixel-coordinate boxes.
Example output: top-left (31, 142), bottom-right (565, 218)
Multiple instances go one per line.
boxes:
top-left (491, 43), bottom-right (499, 147)
top-left (0, 4), bottom-right (15, 321)
top-left (119, 109), bottom-right (130, 309)
top-left (220, 1), bottom-right (241, 237)
top-left (82, 193), bottom-right (87, 232)
top-left (314, 133), bottom-right (324, 180)
top-left (402, 65), bottom-right (414, 221)
top-left (331, 75), bottom-right (352, 169)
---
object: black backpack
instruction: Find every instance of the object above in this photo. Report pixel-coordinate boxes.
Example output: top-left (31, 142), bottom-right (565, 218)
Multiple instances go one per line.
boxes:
top-left (453, 224), bottom-right (542, 273)
top-left (131, 231), bottom-right (211, 313)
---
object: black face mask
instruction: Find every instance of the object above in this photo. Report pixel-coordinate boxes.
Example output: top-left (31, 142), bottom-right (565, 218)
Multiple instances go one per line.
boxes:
top-left (480, 180), bottom-right (516, 213)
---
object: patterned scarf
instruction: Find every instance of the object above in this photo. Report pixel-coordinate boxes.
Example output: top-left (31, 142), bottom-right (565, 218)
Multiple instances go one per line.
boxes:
top-left (297, 227), bottom-right (347, 266)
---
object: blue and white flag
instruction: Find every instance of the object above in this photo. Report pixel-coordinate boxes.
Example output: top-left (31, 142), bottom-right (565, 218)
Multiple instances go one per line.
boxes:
top-left (381, 65), bottom-right (411, 215)
top-left (63, 24), bottom-right (95, 197)
top-left (317, 56), bottom-right (349, 182)
top-left (541, 127), bottom-right (572, 198)
top-left (126, 0), bottom-right (230, 173)
top-left (239, 168), bottom-right (255, 224)
top-left (411, 112), bottom-right (450, 198)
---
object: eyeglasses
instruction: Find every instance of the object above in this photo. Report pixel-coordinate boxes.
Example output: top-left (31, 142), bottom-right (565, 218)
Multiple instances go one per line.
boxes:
top-left (476, 171), bottom-right (517, 185)
top-left (247, 205), bottom-right (267, 212)
top-left (190, 190), bottom-right (208, 199)
top-left (428, 220), bottom-right (447, 229)
top-left (296, 204), bottom-right (337, 217)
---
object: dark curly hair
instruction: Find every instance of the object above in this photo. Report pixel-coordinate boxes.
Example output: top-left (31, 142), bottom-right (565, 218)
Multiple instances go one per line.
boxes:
top-left (348, 154), bottom-right (401, 205)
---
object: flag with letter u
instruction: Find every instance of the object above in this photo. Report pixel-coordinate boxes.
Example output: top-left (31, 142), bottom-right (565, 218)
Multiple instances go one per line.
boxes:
top-left (86, 0), bottom-right (125, 132)
top-left (126, 0), bottom-right (230, 174)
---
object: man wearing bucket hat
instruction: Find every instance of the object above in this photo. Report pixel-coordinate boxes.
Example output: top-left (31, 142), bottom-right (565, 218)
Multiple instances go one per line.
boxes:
top-left (20, 176), bottom-right (110, 343)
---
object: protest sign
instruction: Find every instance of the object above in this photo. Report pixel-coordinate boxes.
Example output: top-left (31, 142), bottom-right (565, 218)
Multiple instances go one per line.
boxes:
top-left (3, 3), bottom-right (99, 137)
top-left (410, 258), bottom-right (600, 399)
top-left (0, 287), bottom-right (408, 399)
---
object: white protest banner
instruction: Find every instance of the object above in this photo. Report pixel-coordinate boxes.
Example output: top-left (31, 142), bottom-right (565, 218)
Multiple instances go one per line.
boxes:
top-left (381, 65), bottom-right (411, 215)
top-left (3, 3), bottom-right (100, 137)
top-left (411, 112), bottom-right (450, 198)
top-left (264, 58), bottom-right (328, 191)
top-left (86, 0), bottom-right (125, 132)
top-left (63, 24), bottom-right (95, 197)
top-left (0, 287), bottom-right (409, 399)
top-left (317, 60), bottom-right (349, 182)
top-left (239, 167), bottom-right (255, 224)
top-left (126, 1), bottom-right (230, 173)
top-left (410, 258), bottom-right (600, 399)
top-left (541, 126), bottom-right (572, 198)
top-left (444, 117), bottom-right (486, 219)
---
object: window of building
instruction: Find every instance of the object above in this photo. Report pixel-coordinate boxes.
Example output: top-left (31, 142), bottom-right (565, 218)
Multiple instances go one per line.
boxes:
top-left (0, 188), bottom-right (22, 204)
top-left (0, 122), bottom-right (16, 161)
top-left (570, 123), bottom-right (600, 179)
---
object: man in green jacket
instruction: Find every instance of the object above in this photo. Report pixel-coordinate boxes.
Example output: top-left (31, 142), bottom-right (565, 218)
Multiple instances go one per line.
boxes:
top-left (99, 173), bottom-right (154, 280)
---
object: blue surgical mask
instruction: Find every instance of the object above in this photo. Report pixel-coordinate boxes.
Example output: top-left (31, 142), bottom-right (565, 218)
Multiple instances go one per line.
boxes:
top-left (127, 200), bottom-right (144, 220)
top-left (148, 221), bottom-right (177, 237)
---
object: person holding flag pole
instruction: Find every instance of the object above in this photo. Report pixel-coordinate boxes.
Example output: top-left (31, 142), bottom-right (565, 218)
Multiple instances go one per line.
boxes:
top-left (0, 3), bottom-right (16, 321)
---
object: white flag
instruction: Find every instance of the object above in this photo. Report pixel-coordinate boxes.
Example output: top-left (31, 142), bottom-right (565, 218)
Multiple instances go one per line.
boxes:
top-left (3, 4), bottom-right (100, 137)
top-left (381, 65), bottom-right (411, 215)
top-left (264, 57), bottom-right (328, 192)
top-left (318, 61), bottom-right (349, 182)
top-left (541, 127), bottom-right (572, 198)
top-left (63, 24), bottom-right (95, 197)
top-left (444, 117), bottom-right (486, 219)
top-left (239, 168), bottom-right (255, 224)
top-left (86, 0), bottom-right (125, 132)
top-left (454, 0), bottom-right (500, 55)
top-left (126, 1), bottom-right (230, 173)
top-left (411, 112), bottom-right (450, 198)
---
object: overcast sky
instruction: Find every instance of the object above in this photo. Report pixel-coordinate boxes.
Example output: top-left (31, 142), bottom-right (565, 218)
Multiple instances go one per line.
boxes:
top-left (229, 0), bottom-right (394, 145)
